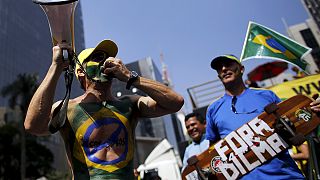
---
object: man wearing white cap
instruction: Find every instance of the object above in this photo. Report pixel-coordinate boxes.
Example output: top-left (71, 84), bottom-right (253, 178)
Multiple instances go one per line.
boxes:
top-left (206, 54), bottom-right (305, 179)
top-left (24, 40), bottom-right (184, 179)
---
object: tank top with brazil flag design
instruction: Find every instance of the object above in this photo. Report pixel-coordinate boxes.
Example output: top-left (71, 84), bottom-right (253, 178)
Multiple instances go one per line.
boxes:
top-left (60, 96), bottom-right (137, 179)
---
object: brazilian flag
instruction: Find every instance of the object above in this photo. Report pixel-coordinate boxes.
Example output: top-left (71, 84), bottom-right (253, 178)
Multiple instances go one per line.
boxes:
top-left (240, 21), bottom-right (312, 74)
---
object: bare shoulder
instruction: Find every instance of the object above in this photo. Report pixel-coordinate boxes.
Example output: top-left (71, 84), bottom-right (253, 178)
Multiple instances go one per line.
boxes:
top-left (51, 96), bottom-right (82, 113)
top-left (68, 98), bottom-right (80, 105)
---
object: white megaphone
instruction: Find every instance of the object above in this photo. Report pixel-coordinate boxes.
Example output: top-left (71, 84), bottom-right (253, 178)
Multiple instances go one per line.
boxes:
top-left (33, 0), bottom-right (79, 133)
top-left (33, 0), bottom-right (78, 61)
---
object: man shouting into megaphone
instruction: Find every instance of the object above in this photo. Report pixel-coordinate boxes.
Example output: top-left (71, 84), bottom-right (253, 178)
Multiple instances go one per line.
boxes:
top-left (24, 39), bottom-right (184, 179)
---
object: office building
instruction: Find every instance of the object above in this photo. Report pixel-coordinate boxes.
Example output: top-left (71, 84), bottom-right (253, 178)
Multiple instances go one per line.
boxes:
top-left (301, 0), bottom-right (320, 30)
top-left (0, 0), bottom-right (85, 175)
top-left (288, 18), bottom-right (320, 72)
top-left (0, 0), bottom-right (85, 106)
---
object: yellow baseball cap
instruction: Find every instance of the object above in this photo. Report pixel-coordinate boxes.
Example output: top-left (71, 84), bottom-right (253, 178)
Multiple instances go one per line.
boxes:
top-left (210, 54), bottom-right (242, 70)
top-left (75, 39), bottom-right (118, 79)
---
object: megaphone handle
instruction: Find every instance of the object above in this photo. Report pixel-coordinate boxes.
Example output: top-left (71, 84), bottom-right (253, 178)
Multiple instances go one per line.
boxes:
top-left (63, 49), bottom-right (69, 61)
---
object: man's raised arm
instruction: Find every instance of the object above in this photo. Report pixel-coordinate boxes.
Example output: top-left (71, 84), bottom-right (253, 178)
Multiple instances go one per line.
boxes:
top-left (24, 45), bottom-right (70, 136)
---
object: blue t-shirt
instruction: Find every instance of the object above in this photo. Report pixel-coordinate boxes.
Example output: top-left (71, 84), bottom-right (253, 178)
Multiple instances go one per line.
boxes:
top-left (206, 88), bottom-right (304, 179)
top-left (182, 135), bottom-right (209, 171)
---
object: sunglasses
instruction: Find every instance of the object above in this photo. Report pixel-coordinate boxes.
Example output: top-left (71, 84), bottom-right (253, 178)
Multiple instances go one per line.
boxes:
top-left (88, 51), bottom-right (109, 63)
top-left (231, 96), bottom-right (257, 114)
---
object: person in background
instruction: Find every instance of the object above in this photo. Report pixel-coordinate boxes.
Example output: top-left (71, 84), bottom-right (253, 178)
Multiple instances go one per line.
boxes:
top-left (24, 39), bottom-right (184, 179)
top-left (206, 54), bottom-right (305, 179)
top-left (134, 168), bottom-right (141, 180)
top-left (182, 112), bottom-right (209, 171)
top-left (245, 79), bottom-right (260, 88)
top-left (289, 142), bottom-right (309, 177)
top-left (292, 66), bottom-right (306, 79)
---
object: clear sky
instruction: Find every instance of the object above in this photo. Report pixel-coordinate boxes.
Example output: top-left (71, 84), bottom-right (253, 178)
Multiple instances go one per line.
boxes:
top-left (80, 0), bottom-right (309, 113)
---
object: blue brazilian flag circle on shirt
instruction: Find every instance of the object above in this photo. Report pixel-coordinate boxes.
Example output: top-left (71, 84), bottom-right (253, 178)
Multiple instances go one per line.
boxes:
top-left (82, 118), bottom-right (128, 165)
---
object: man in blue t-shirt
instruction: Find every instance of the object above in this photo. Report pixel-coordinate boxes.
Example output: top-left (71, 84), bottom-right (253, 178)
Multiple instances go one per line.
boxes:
top-left (182, 112), bottom-right (209, 172)
top-left (206, 55), bottom-right (304, 179)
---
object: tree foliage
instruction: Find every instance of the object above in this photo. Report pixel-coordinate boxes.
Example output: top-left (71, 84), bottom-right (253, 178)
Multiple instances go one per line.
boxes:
top-left (0, 124), bottom-right (54, 179)
top-left (0, 73), bottom-right (56, 179)
top-left (1, 73), bottom-right (38, 113)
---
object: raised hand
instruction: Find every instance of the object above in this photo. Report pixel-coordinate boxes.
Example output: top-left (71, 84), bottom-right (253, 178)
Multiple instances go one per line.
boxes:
top-left (102, 57), bottom-right (131, 82)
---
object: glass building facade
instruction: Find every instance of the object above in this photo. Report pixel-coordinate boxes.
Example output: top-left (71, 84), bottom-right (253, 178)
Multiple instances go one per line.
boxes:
top-left (0, 0), bottom-right (85, 174)
top-left (0, 0), bottom-right (85, 106)
top-left (300, 0), bottom-right (320, 69)
top-left (302, 0), bottom-right (320, 30)
top-left (300, 28), bottom-right (320, 68)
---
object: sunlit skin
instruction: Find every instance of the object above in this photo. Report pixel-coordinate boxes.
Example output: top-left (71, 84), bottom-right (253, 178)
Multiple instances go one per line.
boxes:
top-left (88, 123), bottom-right (126, 161)
top-left (185, 117), bottom-right (206, 143)
top-left (215, 60), bottom-right (246, 96)
top-left (310, 98), bottom-right (320, 112)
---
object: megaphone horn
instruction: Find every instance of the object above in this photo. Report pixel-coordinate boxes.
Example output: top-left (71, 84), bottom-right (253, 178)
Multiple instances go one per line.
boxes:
top-left (33, 0), bottom-right (78, 61)
top-left (33, 0), bottom-right (79, 133)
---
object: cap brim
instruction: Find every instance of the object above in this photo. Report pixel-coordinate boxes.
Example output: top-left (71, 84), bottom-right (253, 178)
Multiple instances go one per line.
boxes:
top-left (80, 39), bottom-right (118, 62)
top-left (75, 39), bottom-right (118, 79)
top-left (210, 56), bottom-right (228, 70)
top-left (210, 55), bottom-right (241, 70)
top-left (93, 39), bottom-right (118, 58)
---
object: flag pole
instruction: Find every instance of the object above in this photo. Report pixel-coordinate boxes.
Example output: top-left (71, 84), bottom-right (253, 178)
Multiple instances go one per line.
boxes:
top-left (281, 17), bottom-right (293, 38)
top-left (240, 21), bottom-right (252, 61)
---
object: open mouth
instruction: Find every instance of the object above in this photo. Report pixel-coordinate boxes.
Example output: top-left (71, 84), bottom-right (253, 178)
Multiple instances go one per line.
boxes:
top-left (191, 130), bottom-right (199, 137)
top-left (222, 72), bottom-right (233, 79)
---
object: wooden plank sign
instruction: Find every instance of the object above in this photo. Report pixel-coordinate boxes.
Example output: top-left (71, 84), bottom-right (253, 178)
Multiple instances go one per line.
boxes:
top-left (182, 94), bottom-right (320, 180)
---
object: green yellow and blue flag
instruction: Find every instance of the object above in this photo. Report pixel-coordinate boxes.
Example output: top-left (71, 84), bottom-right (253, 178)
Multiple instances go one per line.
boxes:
top-left (240, 21), bottom-right (312, 74)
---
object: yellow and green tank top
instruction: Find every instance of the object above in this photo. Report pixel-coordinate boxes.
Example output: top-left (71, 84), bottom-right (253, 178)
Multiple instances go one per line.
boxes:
top-left (61, 96), bottom-right (137, 179)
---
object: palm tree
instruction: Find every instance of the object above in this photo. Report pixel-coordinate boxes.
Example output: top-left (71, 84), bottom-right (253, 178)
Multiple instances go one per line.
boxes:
top-left (1, 73), bottom-right (39, 180)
